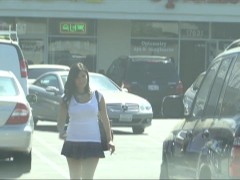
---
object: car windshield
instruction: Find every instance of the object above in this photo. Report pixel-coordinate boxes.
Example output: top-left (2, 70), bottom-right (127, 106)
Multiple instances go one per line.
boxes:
top-left (61, 74), bottom-right (119, 92)
top-left (28, 68), bottom-right (68, 79)
top-left (126, 61), bottom-right (179, 82)
top-left (90, 74), bottom-right (120, 92)
top-left (0, 77), bottom-right (18, 96)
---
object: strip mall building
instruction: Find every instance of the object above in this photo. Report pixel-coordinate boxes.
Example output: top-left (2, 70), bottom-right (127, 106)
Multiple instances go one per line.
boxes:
top-left (1, 0), bottom-right (240, 87)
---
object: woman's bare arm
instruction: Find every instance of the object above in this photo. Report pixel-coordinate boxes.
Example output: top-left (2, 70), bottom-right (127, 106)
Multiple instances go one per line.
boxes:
top-left (57, 100), bottom-right (68, 137)
top-left (99, 96), bottom-right (112, 142)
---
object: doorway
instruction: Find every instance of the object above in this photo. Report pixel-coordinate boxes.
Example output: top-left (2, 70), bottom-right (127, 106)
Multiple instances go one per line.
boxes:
top-left (180, 41), bottom-right (206, 91)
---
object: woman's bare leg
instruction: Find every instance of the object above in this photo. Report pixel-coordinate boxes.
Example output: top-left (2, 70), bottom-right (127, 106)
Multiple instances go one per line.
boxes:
top-left (67, 157), bottom-right (82, 179)
top-left (82, 158), bottom-right (99, 180)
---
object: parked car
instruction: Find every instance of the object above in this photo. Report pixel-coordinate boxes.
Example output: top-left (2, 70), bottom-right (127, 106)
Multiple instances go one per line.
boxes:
top-left (27, 64), bottom-right (70, 84)
top-left (106, 55), bottom-right (183, 116)
top-left (183, 71), bottom-right (206, 116)
top-left (0, 70), bottom-right (36, 172)
top-left (29, 71), bottom-right (153, 134)
top-left (160, 47), bottom-right (240, 179)
top-left (0, 36), bottom-right (28, 95)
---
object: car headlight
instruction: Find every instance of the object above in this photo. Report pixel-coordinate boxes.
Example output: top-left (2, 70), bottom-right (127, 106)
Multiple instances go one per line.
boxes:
top-left (140, 104), bottom-right (152, 112)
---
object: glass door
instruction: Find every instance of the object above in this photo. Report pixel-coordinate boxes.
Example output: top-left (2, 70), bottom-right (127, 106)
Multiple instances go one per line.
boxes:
top-left (180, 40), bottom-right (206, 90)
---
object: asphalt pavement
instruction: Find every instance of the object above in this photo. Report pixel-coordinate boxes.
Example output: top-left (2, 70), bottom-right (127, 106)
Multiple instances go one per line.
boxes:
top-left (0, 119), bottom-right (182, 179)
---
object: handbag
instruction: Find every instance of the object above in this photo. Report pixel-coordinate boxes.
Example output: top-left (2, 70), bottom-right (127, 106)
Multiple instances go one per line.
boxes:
top-left (95, 91), bottom-right (114, 151)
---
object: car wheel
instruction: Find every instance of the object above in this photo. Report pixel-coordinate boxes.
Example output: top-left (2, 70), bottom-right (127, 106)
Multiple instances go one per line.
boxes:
top-left (14, 151), bottom-right (32, 172)
top-left (132, 126), bottom-right (145, 134)
top-left (160, 159), bottom-right (169, 179)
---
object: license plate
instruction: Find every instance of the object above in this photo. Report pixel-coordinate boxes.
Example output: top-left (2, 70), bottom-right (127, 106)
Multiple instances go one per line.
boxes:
top-left (148, 84), bottom-right (159, 91)
top-left (119, 114), bottom-right (132, 122)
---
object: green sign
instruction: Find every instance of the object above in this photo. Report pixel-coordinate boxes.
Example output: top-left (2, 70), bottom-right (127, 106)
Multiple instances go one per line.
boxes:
top-left (60, 22), bottom-right (87, 34)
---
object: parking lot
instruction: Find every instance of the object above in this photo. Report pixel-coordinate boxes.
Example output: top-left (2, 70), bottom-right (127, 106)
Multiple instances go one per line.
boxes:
top-left (0, 119), bottom-right (181, 179)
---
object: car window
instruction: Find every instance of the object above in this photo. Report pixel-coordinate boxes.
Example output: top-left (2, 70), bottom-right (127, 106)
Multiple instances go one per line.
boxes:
top-left (220, 57), bottom-right (240, 117)
top-left (107, 60), bottom-right (118, 76)
top-left (125, 62), bottom-right (179, 82)
top-left (0, 77), bottom-right (18, 96)
top-left (107, 59), bottom-right (125, 86)
top-left (89, 75), bottom-right (120, 92)
top-left (0, 44), bottom-right (20, 74)
top-left (204, 58), bottom-right (233, 117)
top-left (192, 60), bottom-right (221, 118)
top-left (193, 73), bottom-right (205, 90)
top-left (61, 75), bottom-right (68, 86)
top-left (28, 68), bottom-right (68, 79)
top-left (35, 75), bottom-right (59, 89)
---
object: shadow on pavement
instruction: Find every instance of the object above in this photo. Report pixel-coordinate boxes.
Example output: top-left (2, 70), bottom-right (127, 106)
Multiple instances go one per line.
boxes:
top-left (112, 129), bottom-right (148, 136)
top-left (35, 124), bottom-right (58, 132)
top-left (0, 159), bottom-right (29, 179)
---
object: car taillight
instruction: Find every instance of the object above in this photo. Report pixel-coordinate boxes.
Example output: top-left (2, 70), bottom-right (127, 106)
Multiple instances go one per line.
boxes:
top-left (176, 81), bottom-right (184, 94)
top-left (20, 59), bottom-right (28, 78)
top-left (6, 103), bottom-right (29, 125)
top-left (229, 137), bottom-right (240, 178)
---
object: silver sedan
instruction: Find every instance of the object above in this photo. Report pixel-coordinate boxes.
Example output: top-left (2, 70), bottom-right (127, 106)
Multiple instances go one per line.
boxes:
top-left (29, 71), bottom-right (153, 134)
top-left (0, 70), bottom-right (35, 172)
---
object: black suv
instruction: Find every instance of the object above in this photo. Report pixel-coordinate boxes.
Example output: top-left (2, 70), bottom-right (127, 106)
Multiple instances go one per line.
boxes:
top-left (106, 56), bottom-right (183, 116)
top-left (160, 47), bottom-right (240, 179)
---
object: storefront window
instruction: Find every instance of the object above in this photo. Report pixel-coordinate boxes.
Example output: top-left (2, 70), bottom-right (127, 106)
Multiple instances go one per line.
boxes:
top-left (212, 23), bottom-right (240, 39)
top-left (48, 19), bottom-right (97, 71)
top-left (19, 39), bottom-right (44, 64)
top-left (132, 21), bottom-right (179, 38)
top-left (180, 22), bottom-right (209, 39)
top-left (16, 18), bottom-right (46, 64)
top-left (0, 18), bottom-right (15, 30)
top-left (48, 38), bottom-right (96, 71)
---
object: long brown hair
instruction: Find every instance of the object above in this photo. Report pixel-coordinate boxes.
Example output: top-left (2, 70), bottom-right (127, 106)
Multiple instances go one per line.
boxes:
top-left (63, 63), bottom-right (90, 103)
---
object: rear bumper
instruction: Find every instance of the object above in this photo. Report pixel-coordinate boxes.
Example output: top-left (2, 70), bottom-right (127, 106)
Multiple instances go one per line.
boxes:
top-left (109, 113), bottom-right (153, 128)
top-left (0, 124), bottom-right (33, 153)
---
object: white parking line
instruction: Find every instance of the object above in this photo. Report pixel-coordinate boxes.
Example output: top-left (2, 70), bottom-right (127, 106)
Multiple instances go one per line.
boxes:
top-left (33, 148), bottom-right (68, 179)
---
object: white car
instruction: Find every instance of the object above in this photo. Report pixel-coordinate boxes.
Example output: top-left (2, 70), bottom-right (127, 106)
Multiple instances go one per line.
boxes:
top-left (29, 71), bottom-right (153, 134)
top-left (0, 36), bottom-right (28, 95)
top-left (0, 70), bottom-right (35, 172)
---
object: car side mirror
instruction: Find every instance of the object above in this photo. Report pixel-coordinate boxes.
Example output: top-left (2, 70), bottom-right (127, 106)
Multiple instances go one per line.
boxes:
top-left (122, 88), bottom-right (128, 92)
top-left (26, 94), bottom-right (37, 103)
top-left (46, 86), bottom-right (60, 95)
top-left (161, 95), bottom-right (184, 118)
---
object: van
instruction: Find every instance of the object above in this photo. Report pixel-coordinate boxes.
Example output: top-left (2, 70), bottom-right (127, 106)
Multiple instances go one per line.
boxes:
top-left (0, 31), bottom-right (28, 95)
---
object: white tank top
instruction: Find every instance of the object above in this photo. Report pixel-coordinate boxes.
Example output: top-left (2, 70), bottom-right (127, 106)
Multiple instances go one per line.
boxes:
top-left (66, 91), bottom-right (102, 142)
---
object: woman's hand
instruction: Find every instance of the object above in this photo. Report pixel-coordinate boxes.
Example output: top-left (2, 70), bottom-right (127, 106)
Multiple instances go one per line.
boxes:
top-left (108, 141), bottom-right (115, 155)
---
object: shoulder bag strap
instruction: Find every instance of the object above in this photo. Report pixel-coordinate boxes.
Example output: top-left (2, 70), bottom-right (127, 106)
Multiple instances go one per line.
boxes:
top-left (95, 90), bottom-right (101, 111)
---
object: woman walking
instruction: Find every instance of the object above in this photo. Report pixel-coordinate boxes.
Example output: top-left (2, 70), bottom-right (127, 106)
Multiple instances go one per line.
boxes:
top-left (57, 63), bottom-right (115, 180)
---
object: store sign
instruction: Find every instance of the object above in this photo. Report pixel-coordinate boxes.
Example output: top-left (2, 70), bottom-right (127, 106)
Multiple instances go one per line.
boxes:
top-left (132, 40), bottom-right (175, 54)
top-left (181, 29), bottom-right (206, 38)
top-left (60, 22), bottom-right (87, 34)
top-left (184, 0), bottom-right (240, 3)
